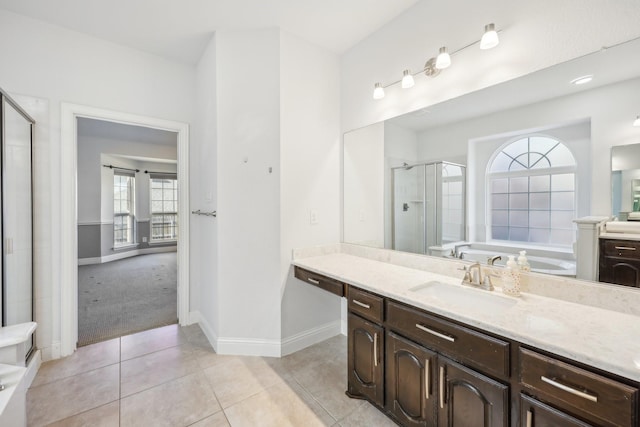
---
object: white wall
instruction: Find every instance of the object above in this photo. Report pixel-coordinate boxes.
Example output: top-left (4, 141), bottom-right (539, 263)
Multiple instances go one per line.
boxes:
top-left (0, 10), bottom-right (195, 360)
top-left (215, 29), bottom-right (282, 347)
top-left (343, 122), bottom-right (385, 248)
top-left (341, 0), bottom-right (640, 133)
top-left (384, 122), bottom-right (418, 248)
top-left (280, 31), bottom-right (342, 344)
top-left (192, 34), bottom-right (219, 338)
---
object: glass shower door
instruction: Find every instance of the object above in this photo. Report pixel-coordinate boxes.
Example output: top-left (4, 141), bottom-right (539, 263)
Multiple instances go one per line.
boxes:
top-left (2, 97), bottom-right (34, 357)
top-left (393, 165), bottom-right (425, 254)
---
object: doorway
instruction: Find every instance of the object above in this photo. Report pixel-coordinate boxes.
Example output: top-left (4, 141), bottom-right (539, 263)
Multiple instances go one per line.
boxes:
top-left (76, 118), bottom-right (180, 345)
top-left (60, 104), bottom-right (190, 357)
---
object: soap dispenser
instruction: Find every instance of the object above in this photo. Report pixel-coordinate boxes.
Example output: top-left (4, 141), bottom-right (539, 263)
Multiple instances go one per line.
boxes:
top-left (517, 250), bottom-right (531, 272)
top-left (502, 255), bottom-right (521, 297)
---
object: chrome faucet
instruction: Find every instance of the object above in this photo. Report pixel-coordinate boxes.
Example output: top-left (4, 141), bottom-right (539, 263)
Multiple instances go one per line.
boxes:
top-left (460, 262), bottom-right (494, 291)
top-left (487, 255), bottom-right (502, 265)
top-left (451, 243), bottom-right (471, 258)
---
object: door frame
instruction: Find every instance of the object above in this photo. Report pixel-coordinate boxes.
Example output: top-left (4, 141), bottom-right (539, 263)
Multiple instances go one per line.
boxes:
top-left (60, 103), bottom-right (190, 356)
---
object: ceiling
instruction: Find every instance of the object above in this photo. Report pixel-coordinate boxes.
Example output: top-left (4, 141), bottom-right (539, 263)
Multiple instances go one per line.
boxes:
top-left (0, 0), bottom-right (419, 64)
top-left (77, 117), bottom-right (178, 146)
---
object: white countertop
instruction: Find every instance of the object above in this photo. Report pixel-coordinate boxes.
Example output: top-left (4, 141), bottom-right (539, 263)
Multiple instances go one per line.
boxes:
top-left (293, 252), bottom-right (640, 382)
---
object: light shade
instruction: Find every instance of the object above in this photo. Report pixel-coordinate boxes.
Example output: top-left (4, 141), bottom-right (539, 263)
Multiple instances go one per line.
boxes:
top-left (401, 70), bottom-right (415, 89)
top-left (373, 83), bottom-right (385, 100)
top-left (634, 115), bottom-right (640, 127)
top-left (435, 47), bottom-right (451, 69)
top-left (480, 23), bottom-right (499, 50)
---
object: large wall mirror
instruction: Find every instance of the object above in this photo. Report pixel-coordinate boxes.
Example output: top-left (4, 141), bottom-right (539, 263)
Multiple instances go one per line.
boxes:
top-left (344, 36), bottom-right (640, 282)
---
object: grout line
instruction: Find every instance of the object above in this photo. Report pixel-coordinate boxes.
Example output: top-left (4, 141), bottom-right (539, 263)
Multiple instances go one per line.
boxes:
top-left (119, 336), bottom-right (122, 427)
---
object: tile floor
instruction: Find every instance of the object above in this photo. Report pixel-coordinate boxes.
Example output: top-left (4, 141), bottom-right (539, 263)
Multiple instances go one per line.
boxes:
top-left (27, 324), bottom-right (396, 426)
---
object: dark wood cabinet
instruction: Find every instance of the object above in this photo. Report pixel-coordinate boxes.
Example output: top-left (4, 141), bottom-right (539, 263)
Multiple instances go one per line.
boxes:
top-left (599, 238), bottom-right (640, 287)
top-left (386, 331), bottom-right (437, 426)
top-left (520, 394), bottom-right (593, 427)
top-left (438, 358), bottom-right (509, 427)
top-left (347, 312), bottom-right (384, 406)
top-left (339, 283), bottom-right (639, 427)
top-left (519, 347), bottom-right (638, 427)
top-left (294, 266), bottom-right (346, 296)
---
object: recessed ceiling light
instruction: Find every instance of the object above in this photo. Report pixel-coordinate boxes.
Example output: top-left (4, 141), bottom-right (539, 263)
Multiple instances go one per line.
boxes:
top-left (570, 75), bottom-right (593, 85)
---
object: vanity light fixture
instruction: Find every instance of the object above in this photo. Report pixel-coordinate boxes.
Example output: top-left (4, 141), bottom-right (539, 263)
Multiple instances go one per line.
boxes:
top-left (401, 70), bottom-right (415, 88)
top-left (372, 22), bottom-right (500, 100)
top-left (435, 47), bottom-right (451, 69)
top-left (634, 115), bottom-right (640, 127)
top-left (373, 82), bottom-right (385, 100)
top-left (570, 75), bottom-right (593, 85)
top-left (480, 23), bottom-right (499, 50)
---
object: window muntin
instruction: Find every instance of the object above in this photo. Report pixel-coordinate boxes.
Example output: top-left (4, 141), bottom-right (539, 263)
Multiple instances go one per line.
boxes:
top-left (114, 173), bottom-right (135, 246)
top-left (150, 177), bottom-right (178, 241)
top-left (488, 136), bottom-right (576, 247)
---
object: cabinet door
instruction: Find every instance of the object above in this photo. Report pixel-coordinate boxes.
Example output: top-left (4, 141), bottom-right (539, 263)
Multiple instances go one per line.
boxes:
top-left (386, 332), bottom-right (437, 426)
top-left (438, 358), bottom-right (508, 427)
top-left (347, 312), bottom-right (384, 406)
top-left (607, 258), bottom-right (640, 287)
top-left (520, 394), bottom-right (593, 427)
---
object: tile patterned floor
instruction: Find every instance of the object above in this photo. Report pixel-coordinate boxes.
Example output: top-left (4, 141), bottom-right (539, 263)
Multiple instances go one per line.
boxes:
top-left (27, 324), bottom-right (396, 426)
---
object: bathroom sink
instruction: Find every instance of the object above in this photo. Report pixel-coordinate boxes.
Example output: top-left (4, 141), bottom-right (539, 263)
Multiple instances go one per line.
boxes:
top-left (409, 281), bottom-right (518, 311)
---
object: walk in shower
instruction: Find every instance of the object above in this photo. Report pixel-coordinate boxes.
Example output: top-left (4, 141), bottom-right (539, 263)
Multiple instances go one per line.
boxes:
top-left (392, 161), bottom-right (466, 254)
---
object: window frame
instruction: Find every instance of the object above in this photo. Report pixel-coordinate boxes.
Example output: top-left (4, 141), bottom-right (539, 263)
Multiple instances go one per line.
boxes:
top-left (486, 135), bottom-right (577, 248)
top-left (149, 176), bottom-right (178, 242)
top-left (113, 171), bottom-right (136, 247)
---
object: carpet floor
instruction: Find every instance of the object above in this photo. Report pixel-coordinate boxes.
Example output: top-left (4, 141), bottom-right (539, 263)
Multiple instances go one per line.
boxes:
top-left (77, 252), bottom-right (177, 347)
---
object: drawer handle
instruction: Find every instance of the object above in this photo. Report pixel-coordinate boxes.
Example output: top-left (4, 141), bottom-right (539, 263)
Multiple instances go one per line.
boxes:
top-left (424, 358), bottom-right (430, 400)
top-left (439, 366), bottom-right (445, 409)
top-left (526, 409), bottom-right (532, 427)
top-left (614, 246), bottom-right (636, 251)
top-left (540, 376), bottom-right (598, 403)
top-left (353, 299), bottom-right (371, 309)
top-left (307, 277), bottom-right (320, 285)
top-left (416, 323), bottom-right (456, 342)
top-left (373, 333), bottom-right (378, 367)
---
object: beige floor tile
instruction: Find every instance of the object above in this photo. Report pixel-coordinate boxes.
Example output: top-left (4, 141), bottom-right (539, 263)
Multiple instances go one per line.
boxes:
top-left (120, 372), bottom-right (221, 427)
top-left (47, 401), bottom-right (120, 427)
top-left (203, 356), bottom-right (287, 409)
top-left (120, 344), bottom-right (199, 397)
top-left (32, 338), bottom-right (120, 387)
top-left (27, 364), bottom-right (120, 427)
top-left (337, 401), bottom-right (397, 426)
top-left (189, 411), bottom-right (231, 427)
top-left (291, 358), bottom-right (364, 421)
top-left (121, 323), bottom-right (186, 360)
top-left (224, 380), bottom-right (335, 427)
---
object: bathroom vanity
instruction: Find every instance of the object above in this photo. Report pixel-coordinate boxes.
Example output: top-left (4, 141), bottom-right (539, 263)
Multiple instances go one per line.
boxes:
top-left (293, 246), bottom-right (640, 426)
top-left (599, 236), bottom-right (640, 288)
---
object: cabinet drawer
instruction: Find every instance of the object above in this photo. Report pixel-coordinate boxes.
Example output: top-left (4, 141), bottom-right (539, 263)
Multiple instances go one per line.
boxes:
top-left (519, 348), bottom-right (638, 427)
top-left (386, 301), bottom-right (509, 378)
top-left (294, 266), bottom-right (345, 297)
top-left (602, 239), bottom-right (640, 259)
top-left (348, 286), bottom-right (384, 324)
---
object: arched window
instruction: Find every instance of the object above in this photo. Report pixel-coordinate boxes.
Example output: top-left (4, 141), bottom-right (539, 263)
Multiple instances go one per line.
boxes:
top-left (488, 136), bottom-right (576, 246)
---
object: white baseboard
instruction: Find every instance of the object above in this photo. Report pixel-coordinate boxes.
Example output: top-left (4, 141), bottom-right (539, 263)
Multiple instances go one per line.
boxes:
top-left (193, 311), bottom-right (219, 353)
top-left (193, 313), bottom-right (341, 358)
top-left (281, 320), bottom-right (342, 356)
top-left (78, 245), bottom-right (177, 265)
top-left (24, 350), bottom-right (42, 388)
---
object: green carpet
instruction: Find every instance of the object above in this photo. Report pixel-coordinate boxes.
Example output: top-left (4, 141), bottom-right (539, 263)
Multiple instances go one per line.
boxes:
top-left (77, 252), bottom-right (177, 346)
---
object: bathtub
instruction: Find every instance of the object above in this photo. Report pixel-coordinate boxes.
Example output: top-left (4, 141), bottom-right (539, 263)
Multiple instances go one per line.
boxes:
top-left (447, 243), bottom-right (576, 276)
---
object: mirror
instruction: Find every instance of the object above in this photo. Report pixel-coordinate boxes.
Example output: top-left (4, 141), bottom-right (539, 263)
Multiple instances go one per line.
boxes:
top-left (344, 37), bottom-right (640, 279)
top-left (612, 144), bottom-right (640, 220)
